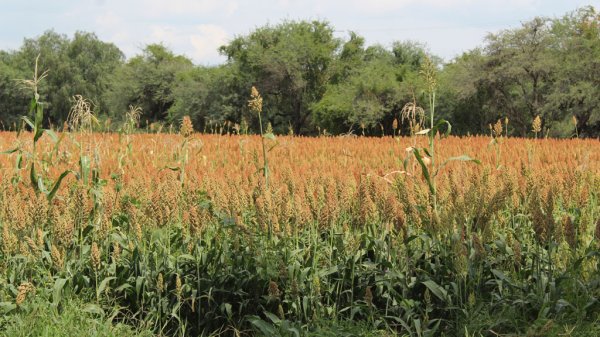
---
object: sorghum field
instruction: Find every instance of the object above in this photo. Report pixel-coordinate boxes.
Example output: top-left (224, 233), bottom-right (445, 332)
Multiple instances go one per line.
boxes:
top-left (0, 127), bottom-right (599, 336)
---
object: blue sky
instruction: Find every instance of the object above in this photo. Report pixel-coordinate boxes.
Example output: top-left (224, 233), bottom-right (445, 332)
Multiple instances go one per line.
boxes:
top-left (0, 0), bottom-right (597, 65)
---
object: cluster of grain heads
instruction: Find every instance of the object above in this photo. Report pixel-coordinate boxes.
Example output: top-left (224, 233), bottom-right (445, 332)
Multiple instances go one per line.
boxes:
top-left (15, 282), bottom-right (35, 306)
top-left (532, 115), bottom-right (542, 138)
top-left (180, 116), bottom-right (194, 138)
top-left (0, 123), bottom-right (598, 336)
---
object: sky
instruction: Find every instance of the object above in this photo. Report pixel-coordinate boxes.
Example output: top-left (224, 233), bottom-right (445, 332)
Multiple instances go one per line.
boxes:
top-left (0, 0), bottom-right (597, 65)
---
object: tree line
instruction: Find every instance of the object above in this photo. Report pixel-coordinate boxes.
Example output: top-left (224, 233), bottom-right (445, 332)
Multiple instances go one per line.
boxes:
top-left (0, 6), bottom-right (598, 137)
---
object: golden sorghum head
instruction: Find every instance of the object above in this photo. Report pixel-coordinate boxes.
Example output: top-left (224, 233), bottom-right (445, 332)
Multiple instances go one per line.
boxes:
top-left (268, 280), bottom-right (281, 300)
top-left (472, 233), bottom-right (484, 258)
top-left (493, 119), bottom-right (503, 138)
top-left (392, 118), bottom-right (398, 130)
top-left (2, 226), bottom-right (18, 255)
top-left (16, 282), bottom-right (34, 306)
top-left (248, 86), bottom-right (263, 113)
top-left (91, 242), bottom-right (101, 272)
top-left (278, 304), bottom-right (285, 320)
top-left (25, 236), bottom-right (40, 256)
top-left (175, 274), bottom-right (182, 300)
top-left (364, 286), bottom-right (373, 307)
top-left (312, 275), bottom-right (321, 296)
top-left (563, 215), bottom-right (576, 248)
top-left (572, 115), bottom-right (578, 126)
top-left (157, 273), bottom-right (164, 294)
top-left (504, 116), bottom-right (509, 126)
top-left (99, 213), bottom-right (112, 240)
top-left (512, 240), bottom-right (522, 268)
top-left (290, 279), bottom-right (299, 298)
top-left (180, 115), bottom-right (194, 138)
top-left (51, 245), bottom-right (64, 270)
top-left (112, 242), bottom-right (121, 263)
top-left (532, 115), bottom-right (542, 133)
top-left (36, 228), bottom-right (44, 248)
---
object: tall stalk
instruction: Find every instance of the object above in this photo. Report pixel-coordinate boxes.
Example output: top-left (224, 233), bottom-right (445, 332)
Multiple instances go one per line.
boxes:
top-left (248, 86), bottom-right (269, 188)
top-left (421, 56), bottom-right (439, 212)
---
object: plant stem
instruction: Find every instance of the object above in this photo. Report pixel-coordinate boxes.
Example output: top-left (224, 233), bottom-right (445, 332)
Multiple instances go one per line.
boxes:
top-left (257, 110), bottom-right (269, 189)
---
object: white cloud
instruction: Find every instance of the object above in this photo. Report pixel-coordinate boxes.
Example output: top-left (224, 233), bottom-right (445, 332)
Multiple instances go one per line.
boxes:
top-left (134, 24), bottom-right (230, 64)
top-left (141, 0), bottom-right (239, 17)
top-left (1, 0), bottom-right (579, 64)
top-left (189, 25), bottom-right (229, 63)
top-left (347, 0), bottom-right (541, 13)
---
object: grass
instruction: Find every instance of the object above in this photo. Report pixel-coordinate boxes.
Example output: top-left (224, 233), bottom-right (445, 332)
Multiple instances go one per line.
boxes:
top-left (0, 297), bottom-right (154, 337)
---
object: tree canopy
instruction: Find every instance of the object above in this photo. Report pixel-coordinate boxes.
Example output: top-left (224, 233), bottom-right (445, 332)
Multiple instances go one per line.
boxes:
top-left (0, 6), bottom-right (598, 137)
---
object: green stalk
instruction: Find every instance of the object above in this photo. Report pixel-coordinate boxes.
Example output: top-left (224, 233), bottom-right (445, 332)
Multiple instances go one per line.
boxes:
top-left (257, 109), bottom-right (269, 189)
top-left (429, 90), bottom-right (437, 213)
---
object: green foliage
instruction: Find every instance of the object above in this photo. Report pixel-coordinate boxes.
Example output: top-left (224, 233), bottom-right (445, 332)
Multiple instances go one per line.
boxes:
top-left (1, 8), bottom-right (597, 137)
top-left (0, 30), bottom-right (123, 126)
top-left (0, 297), bottom-right (154, 337)
top-left (220, 20), bottom-right (340, 135)
top-left (313, 41), bottom-right (428, 135)
top-left (442, 6), bottom-right (600, 137)
top-left (105, 44), bottom-right (193, 124)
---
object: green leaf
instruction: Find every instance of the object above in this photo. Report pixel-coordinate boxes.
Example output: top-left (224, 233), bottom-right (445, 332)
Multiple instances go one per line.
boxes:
top-left (287, 327), bottom-right (301, 337)
top-left (434, 155), bottom-right (480, 178)
top-left (44, 129), bottom-right (59, 143)
top-left (431, 119), bottom-right (451, 138)
top-left (445, 155), bottom-right (481, 164)
top-left (22, 116), bottom-right (34, 130)
top-left (47, 170), bottom-right (74, 201)
top-left (263, 132), bottom-right (276, 140)
top-left (412, 149), bottom-right (435, 196)
top-left (264, 311), bottom-right (281, 324)
top-left (80, 156), bottom-right (90, 185)
top-left (160, 166), bottom-right (181, 172)
top-left (33, 102), bottom-right (44, 143)
top-left (115, 283), bottom-right (132, 292)
top-left (422, 280), bottom-right (449, 303)
top-left (38, 176), bottom-right (48, 194)
top-left (28, 98), bottom-right (36, 115)
top-left (97, 277), bottom-right (116, 299)
top-left (222, 302), bottom-right (232, 318)
top-left (82, 303), bottom-right (105, 316)
top-left (0, 147), bottom-right (19, 155)
top-left (0, 302), bottom-right (16, 314)
top-left (248, 316), bottom-right (276, 335)
top-left (30, 163), bottom-right (39, 193)
top-left (52, 278), bottom-right (68, 306)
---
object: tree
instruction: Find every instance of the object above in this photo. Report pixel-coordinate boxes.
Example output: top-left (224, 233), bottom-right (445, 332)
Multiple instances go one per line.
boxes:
top-left (545, 6), bottom-right (600, 137)
top-left (437, 49), bottom-right (497, 135)
top-left (0, 52), bottom-right (29, 128)
top-left (105, 44), bottom-right (193, 124)
top-left (219, 20), bottom-right (340, 134)
top-left (313, 41), bottom-right (429, 135)
top-left (313, 46), bottom-right (400, 134)
top-left (442, 6), bottom-right (599, 137)
top-left (0, 30), bottom-right (123, 126)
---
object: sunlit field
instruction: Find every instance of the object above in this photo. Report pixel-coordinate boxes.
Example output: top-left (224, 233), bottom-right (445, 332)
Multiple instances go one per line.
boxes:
top-left (1, 129), bottom-right (599, 336)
